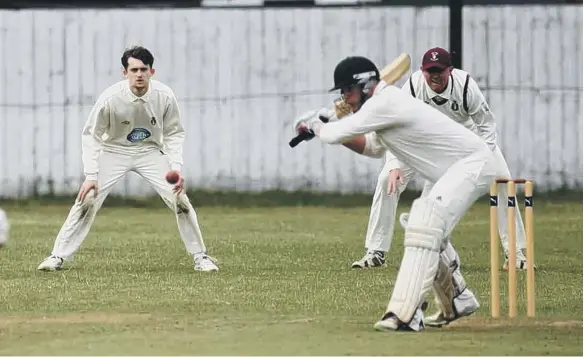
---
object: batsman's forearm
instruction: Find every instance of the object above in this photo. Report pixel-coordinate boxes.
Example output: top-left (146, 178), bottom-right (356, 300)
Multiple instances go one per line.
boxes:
top-left (345, 135), bottom-right (386, 159)
top-left (312, 120), bottom-right (361, 145)
top-left (342, 136), bottom-right (367, 154)
top-left (314, 122), bottom-right (383, 158)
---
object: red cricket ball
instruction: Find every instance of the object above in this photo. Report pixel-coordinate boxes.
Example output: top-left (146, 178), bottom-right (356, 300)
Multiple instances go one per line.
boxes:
top-left (165, 170), bottom-right (180, 184)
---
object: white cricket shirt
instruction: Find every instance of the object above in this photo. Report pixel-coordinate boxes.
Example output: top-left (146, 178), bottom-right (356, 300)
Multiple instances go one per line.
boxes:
top-left (402, 69), bottom-right (498, 151)
top-left (318, 81), bottom-right (491, 183)
top-left (81, 79), bottom-right (185, 180)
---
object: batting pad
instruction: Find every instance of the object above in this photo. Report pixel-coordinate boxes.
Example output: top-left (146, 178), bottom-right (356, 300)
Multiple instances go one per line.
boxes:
top-left (387, 197), bottom-right (448, 323)
top-left (432, 242), bottom-right (468, 320)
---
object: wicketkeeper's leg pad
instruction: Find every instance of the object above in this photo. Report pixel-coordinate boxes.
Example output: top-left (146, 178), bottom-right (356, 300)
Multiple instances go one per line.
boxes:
top-left (432, 241), bottom-right (468, 320)
top-left (386, 197), bottom-right (451, 324)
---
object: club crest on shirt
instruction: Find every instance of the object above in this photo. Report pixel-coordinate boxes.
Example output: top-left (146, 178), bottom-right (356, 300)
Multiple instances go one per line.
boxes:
top-left (127, 128), bottom-right (151, 142)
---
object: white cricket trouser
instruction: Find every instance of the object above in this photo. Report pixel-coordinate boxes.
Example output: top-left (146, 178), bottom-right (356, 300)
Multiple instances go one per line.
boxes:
top-left (385, 149), bottom-right (498, 324)
top-left (422, 149), bottom-right (498, 238)
top-left (366, 145), bottom-right (525, 254)
top-left (51, 149), bottom-right (208, 260)
top-left (364, 153), bottom-right (415, 252)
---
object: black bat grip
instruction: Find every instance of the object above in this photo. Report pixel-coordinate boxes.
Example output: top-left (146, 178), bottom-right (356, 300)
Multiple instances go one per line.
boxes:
top-left (289, 131), bottom-right (314, 148)
top-left (288, 115), bottom-right (330, 148)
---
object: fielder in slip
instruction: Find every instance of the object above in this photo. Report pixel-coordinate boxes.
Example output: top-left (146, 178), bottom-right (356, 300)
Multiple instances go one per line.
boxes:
top-left (294, 56), bottom-right (497, 331)
top-left (37, 46), bottom-right (218, 273)
top-left (394, 47), bottom-right (529, 269)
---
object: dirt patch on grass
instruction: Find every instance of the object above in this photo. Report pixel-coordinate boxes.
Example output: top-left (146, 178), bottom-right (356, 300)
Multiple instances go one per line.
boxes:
top-left (439, 316), bottom-right (582, 330)
top-left (0, 312), bottom-right (152, 327)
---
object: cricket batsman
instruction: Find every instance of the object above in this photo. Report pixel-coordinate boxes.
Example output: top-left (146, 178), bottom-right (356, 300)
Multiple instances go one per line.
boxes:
top-left (293, 56), bottom-right (497, 331)
top-left (37, 46), bottom-right (219, 272)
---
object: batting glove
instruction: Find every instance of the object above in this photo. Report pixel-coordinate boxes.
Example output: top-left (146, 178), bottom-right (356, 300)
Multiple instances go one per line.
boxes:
top-left (292, 110), bottom-right (321, 137)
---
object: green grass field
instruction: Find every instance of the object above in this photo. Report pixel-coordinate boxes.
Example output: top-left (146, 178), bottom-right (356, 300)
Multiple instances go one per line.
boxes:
top-left (0, 197), bottom-right (582, 355)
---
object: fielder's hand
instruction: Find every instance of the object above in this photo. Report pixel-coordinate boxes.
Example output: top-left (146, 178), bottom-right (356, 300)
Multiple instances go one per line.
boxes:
top-left (387, 169), bottom-right (404, 195)
top-left (77, 179), bottom-right (98, 202)
top-left (173, 174), bottom-right (185, 194)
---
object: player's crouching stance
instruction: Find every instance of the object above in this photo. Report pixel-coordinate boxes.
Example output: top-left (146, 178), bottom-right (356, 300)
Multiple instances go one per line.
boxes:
top-left (294, 56), bottom-right (496, 331)
top-left (38, 46), bottom-right (218, 273)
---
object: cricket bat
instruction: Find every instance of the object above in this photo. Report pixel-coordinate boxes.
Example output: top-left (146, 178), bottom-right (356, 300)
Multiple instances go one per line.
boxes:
top-left (380, 53), bottom-right (411, 85)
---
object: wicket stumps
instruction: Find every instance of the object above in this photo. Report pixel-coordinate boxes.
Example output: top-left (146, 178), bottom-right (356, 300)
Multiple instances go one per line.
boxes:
top-left (489, 178), bottom-right (536, 318)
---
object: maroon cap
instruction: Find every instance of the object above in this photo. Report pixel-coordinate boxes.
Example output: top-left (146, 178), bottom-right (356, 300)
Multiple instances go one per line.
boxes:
top-left (421, 47), bottom-right (452, 70)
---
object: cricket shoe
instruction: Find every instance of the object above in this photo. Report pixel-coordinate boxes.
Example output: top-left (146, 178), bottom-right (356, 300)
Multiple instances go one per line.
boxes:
top-left (38, 255), bottom-right (64, 271)
top-left (424, 290), bottom-right (480, 328)
top-left (374, 302), bottom-right (427, 332)
top-left (351, 250), bottom-right (385, 269)
top-left (194, 253), bottom-right (219, 272)
top-left (503, 249), bottom-right (535, 271)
